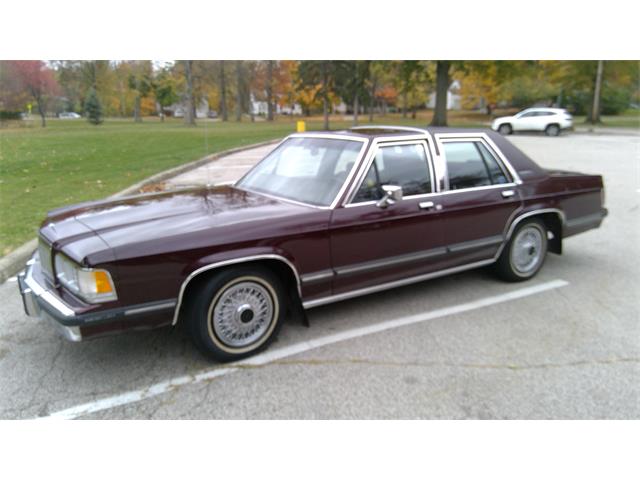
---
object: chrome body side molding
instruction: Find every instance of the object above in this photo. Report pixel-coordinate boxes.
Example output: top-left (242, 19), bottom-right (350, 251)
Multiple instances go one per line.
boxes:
top-left (172, 254), bottom-right (302, 326)
top-left (302, 259), bottom-right (496, 309)
top-left (447, 235), bottom-right (504, 253)
top-left (300, 270), bottom-right (334, 284)
top-left (334, 247), bottom-right (448, 277)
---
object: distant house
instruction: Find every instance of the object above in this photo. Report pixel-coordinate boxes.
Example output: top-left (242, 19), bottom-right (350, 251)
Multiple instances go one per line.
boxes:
top-left (250, 94), bottom-right (302, 116)
top-left (166, 98), bottom-right (210, 118)
top-left (427, 79), bottom-right (462, 110)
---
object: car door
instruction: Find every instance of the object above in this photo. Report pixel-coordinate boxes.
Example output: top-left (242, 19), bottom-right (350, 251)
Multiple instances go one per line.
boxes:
top-left (513, 111), bottom-right (537, 131)
top-left (329, 140), bottom-right (446, 295)
top-left (435, 136), bottom-right (522, 266)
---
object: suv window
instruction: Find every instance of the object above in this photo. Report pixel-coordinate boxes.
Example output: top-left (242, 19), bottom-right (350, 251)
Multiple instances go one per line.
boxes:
top-left (353, 143), bottom-right (431, 202)
top-left (443, 141), bottom-right (509, 190)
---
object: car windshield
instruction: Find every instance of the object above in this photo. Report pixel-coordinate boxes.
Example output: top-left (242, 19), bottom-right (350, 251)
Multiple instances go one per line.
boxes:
top-left (236, 136), bottom-right (364, 207)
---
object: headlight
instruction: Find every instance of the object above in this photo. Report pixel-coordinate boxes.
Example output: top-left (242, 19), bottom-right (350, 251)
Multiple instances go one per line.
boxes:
top-left (54, 254), bottom-right (117, 303)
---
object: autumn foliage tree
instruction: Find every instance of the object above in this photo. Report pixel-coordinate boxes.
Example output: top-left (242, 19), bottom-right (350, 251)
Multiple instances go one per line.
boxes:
top-left (7, 60), bottom-right (59, 127)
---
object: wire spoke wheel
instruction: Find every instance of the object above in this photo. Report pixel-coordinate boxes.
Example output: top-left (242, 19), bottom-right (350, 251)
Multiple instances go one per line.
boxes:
top-left (209, 279), bottom-right (275, 349)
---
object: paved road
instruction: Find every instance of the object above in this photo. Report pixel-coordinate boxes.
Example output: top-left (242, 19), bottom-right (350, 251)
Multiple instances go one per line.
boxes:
top-left (1, 132), bottom-right (638, 419)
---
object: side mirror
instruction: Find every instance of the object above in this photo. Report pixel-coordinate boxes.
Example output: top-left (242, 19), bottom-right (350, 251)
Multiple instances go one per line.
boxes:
top-left (376, 184), bottom-right (403, 208)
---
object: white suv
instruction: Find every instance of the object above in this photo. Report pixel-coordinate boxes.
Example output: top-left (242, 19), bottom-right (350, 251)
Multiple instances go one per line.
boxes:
top-left (492, 108), bottom-right (573, 136)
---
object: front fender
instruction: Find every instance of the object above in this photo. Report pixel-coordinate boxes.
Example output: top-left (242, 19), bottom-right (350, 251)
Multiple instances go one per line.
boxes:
top-left (172, 247), bottom-right (302, 326)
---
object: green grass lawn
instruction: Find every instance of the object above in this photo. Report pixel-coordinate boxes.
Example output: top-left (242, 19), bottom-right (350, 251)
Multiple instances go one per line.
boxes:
top-left (573, 109), bottom-right (640, 128)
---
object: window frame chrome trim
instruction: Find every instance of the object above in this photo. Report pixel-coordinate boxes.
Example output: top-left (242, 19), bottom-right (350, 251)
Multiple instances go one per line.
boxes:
top-left (234, 133), bottom-right (370, 210)
top-left (343, 136), bottom-right (438, 207)
top-left (172, 254), bottom-right (302, 326)
top-left (433, 133), bottom-right (523, 190)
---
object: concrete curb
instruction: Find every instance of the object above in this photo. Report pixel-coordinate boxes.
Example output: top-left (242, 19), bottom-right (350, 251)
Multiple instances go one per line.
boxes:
top-left (0, 138), bottom-right (281, 284)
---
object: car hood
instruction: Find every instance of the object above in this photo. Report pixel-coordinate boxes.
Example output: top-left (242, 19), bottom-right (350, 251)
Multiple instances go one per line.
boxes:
top-left (493, 115), bottom-right (514, 124)
top-left (41, 185), bottom-right (317, 263)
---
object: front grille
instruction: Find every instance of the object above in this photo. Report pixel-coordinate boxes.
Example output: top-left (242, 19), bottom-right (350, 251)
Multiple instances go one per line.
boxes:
top-left (38, 237), bottom-right (54, 280)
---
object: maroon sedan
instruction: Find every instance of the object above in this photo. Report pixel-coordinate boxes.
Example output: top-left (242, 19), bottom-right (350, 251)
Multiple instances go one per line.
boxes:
top-left (18, 126), bottom-right (607, 361)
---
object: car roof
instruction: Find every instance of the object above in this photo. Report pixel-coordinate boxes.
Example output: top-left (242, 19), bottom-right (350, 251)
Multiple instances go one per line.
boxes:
top-left (522, 107), bottom-right (566, 113)
top-left (297, 125), bottom-right (547, 180)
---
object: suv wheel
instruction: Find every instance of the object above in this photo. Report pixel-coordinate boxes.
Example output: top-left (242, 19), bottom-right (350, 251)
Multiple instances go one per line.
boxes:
top-left (498, 124), bottom-right (512, 135)
top-left (186, 266), bottom-right (286, 362)
top-left (545, 124), bottom-right (560, 136)
top-left (495, 219), bottom-right (548, 282)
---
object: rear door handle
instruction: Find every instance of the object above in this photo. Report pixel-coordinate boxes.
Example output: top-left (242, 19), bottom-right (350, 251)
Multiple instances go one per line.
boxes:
top-left (501, 190), bottom-right (516, 198)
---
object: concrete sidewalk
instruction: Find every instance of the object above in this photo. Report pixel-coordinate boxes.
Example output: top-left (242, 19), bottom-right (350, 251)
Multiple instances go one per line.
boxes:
top-left (165, 143), bottom-right (277, 188)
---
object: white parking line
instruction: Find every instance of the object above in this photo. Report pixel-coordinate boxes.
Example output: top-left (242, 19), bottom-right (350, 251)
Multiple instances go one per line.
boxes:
top-left (40, 279), bottom-right (569, 420)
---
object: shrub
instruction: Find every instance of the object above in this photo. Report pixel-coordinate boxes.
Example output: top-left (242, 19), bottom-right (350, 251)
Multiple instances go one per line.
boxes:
top-left (84, 88), bottom-right (103, 125)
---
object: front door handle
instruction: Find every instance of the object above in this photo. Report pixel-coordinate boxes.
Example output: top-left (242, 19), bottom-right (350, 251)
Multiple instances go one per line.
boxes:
top-left (501, 190), bottom-right (516, 198)
top-left (419, 201), bottom-right (442, 211)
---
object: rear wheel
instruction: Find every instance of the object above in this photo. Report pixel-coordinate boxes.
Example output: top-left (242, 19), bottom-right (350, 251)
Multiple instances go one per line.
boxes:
top-left (495, 219), bottom-right (548, 282)
top-left (186, 266), bottom-right (285, 362)
top-left (545, 124), bottom-right (560, 136)
top-left (498, 123), bottom-right (512, 135)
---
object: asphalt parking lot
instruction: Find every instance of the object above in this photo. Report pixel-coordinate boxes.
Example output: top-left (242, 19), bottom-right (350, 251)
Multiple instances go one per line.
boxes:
top-left (0, 131), bottom-right (638, 419)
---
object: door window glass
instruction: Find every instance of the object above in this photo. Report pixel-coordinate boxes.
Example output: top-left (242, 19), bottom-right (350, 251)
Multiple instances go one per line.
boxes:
top-left (353, 143), bottom-right (431, 202)
top-left (443, 141), bottom-right (509, 190)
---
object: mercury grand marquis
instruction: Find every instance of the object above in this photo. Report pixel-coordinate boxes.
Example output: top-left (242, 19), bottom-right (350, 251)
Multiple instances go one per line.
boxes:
top-left (19, 126), bottom-right (607, 361)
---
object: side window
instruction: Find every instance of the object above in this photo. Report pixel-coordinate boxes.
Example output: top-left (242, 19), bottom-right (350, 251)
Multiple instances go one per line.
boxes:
top-left (476, 142), bottom-right (509, 184)
top-left (443, 141), bottom-right (509, 190)
top-left (352, 143), bottom-right (431, 203)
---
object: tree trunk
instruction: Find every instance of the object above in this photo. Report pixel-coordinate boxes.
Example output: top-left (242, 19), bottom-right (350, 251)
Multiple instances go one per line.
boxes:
top-left (134, 95), bottom-right (141, 122)
top-left (322, 62), bottom-right (329, 130)
top-left (266, 61), bottom-right (274, 121)
top-left (36, 96), bottom-right (46, 127)
top-left (249, 87), bottom-right (255, 122)
top-left (430, 60), bottom-right (450, 126)
top-left (353, 94), bottom-right (359, 126)
top-left (588, 60), bottom-right (604, 124)
top-left (402, 87), bottom-right (408, 118)
top-left (219, 61), bottom-right (228, 122)
top-left (235, 61), bottom-right (243, 122)
top-left (369, 78), bottom-right (377, 122)
top-left (184, 60), bottom-right (196, 126)
top-left (411, 106), bottom-right (417, 119)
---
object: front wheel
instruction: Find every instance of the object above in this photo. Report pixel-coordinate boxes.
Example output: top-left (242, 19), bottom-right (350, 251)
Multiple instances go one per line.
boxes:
top-left (498, 124), bottom-right (512, 135)
top-left (495, 219), bottom-right (548, 282)
top-left (545, 124), bottom-right (560, 136)
top-left (185, 266), bottom-right (286, 362)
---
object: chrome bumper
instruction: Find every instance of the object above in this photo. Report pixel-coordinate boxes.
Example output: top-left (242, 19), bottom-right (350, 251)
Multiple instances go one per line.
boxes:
top-left (18, 256), bottom-right (82, 342)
